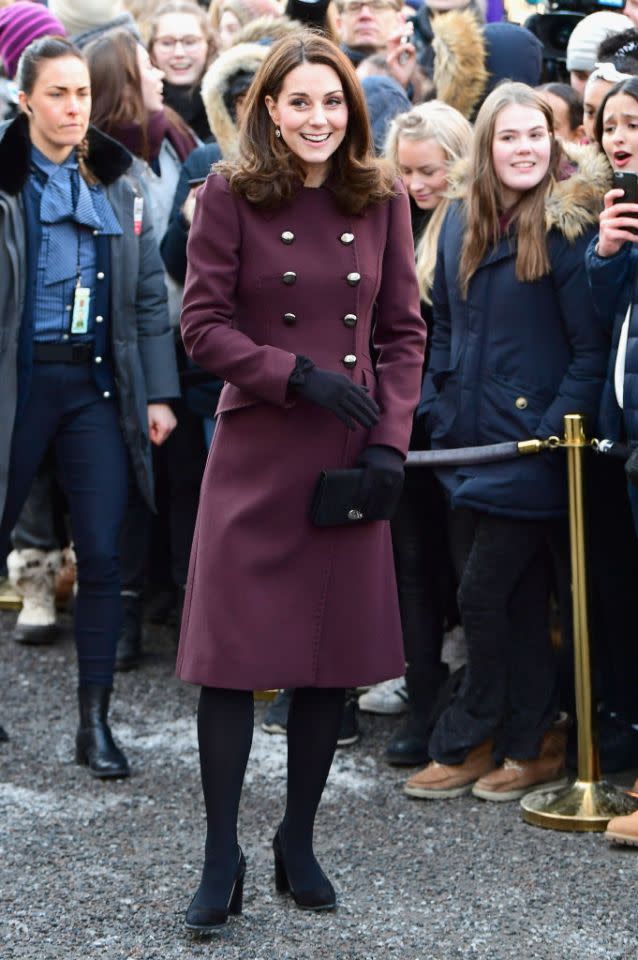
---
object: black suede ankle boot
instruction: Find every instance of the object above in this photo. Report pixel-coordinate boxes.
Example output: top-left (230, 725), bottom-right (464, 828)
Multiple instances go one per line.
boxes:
top-left (386, 664), bottom-right (449, 766)
top-left (75, 685), bottom-right (130, 778)
top-left (115, 592), bottom-right (143, 671)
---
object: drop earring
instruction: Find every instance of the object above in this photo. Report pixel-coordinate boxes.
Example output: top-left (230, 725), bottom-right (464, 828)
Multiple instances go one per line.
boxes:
top-left (275, 126), bottom-right (281, 139)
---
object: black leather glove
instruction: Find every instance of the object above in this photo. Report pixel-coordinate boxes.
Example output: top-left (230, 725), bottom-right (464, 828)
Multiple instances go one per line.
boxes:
top-left (357, 444), bottom-right (405, 519)
top-left (291, 361), bottom-right (380, 430)
top-left (626, 447), bottom-right (638, 485)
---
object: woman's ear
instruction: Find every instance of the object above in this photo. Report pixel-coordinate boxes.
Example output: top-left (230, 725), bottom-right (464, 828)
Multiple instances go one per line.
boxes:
top-left (17, 91), bottom-right (32, 115)
top-left (264, 94), bottom-right (278, 125)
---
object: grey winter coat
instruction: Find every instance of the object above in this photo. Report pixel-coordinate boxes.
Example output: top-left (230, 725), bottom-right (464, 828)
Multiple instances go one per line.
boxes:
top-left (0, 114), bottom-right (179, 515)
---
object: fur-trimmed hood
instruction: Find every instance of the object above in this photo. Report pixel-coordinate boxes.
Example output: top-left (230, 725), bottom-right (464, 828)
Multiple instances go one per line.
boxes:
top-left (201, 42), bottom-right (269, 157)
top-left (432, 9), bottom-right (487, 120)
top-left (446, 141), bottom-right (613, 242)
top-left (0, 112), bottom-right (133, 196)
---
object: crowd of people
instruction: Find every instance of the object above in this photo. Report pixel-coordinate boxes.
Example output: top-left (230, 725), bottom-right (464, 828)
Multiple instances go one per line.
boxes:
top-left (3, 0), bottom-right (638, 933)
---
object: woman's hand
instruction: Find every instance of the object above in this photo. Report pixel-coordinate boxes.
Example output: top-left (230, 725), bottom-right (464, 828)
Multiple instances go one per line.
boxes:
top-left (147, 403), bottom-right (177, 446)
top-left (597, 188), bottom-right (638, 258)
top-left (386, 23), bottom-right (417, 89)
top-left (182, 186), bottom-right (200, 226)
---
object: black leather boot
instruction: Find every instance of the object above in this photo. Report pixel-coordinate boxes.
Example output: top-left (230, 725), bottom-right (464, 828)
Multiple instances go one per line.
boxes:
top-left (115, 592), bottom-right (143, 671)
top-left (75, 685), bottom-right (130, 778)
top-left (385, 664), bottom-right (449, 766)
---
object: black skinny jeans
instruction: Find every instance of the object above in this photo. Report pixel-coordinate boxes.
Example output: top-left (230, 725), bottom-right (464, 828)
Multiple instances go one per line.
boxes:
top-left (429, 509), bottom-right (565, 764)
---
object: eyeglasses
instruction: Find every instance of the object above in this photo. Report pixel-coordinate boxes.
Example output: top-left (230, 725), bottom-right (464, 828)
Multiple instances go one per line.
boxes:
top-left (154, 35), bottom-right (206, 53)
top-left (339, 0), bottom-right (399, 14)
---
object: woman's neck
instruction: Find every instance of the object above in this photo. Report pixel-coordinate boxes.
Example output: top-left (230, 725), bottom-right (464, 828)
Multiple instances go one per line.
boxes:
top-left (30, 133), bottom-right (75, 166)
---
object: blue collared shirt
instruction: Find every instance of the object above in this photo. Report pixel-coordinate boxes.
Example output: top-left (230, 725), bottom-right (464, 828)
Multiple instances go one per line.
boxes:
top-left (29, 146), bottom-right (122, 342)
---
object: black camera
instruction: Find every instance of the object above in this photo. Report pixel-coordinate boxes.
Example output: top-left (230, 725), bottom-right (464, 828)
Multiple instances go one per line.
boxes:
top-left (525, 0), bottom-right (627, 82)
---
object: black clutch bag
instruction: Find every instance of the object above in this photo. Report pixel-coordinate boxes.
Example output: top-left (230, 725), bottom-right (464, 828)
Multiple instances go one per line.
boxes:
top-left (310, 468), bottom-right (402, 527)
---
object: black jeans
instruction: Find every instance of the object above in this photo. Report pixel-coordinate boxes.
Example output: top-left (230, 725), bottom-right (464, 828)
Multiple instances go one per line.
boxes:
top-left (0, 363), bottom-right (129, 686)
top-left (391, 467), bottom-right (455, 705)
top-left (429, 509), bottom-right (564, 764)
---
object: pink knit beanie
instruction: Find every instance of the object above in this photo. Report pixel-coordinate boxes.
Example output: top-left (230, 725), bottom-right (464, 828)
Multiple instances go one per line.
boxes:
top-left (0, 1), bottom-right (67, 79)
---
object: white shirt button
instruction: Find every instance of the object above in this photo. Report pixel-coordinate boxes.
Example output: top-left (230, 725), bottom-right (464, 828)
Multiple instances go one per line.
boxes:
top-left (95, 356), bottom-right (102, 364)
top-left (97, 272), bottom-right (105, 280)
top-left (96, 315), bottom-right (103, 323)
top-left (103, 391), bottom-right (111, 398)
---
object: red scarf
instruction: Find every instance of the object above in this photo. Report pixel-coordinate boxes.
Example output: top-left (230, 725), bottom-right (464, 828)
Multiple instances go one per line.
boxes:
top-left (107, 109), bottom-right (196, 163)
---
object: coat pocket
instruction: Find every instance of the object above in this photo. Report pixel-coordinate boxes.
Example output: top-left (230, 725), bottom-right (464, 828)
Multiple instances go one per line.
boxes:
top-left (480, 373), bottom-right (551, 442)
top-left (429, 369), bottom-right (458, 442)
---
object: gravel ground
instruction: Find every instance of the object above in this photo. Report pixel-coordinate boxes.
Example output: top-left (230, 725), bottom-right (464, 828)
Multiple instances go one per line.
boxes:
top-left (1, 609), bottom-right (637, 960)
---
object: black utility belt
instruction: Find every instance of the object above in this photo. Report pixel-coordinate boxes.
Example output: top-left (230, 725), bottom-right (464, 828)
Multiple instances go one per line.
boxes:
top-left (33, 342), bottom-right (94, 364)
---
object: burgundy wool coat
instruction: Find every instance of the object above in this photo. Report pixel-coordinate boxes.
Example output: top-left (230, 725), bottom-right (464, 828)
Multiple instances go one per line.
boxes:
top-left (176, 173), bottom-right (426, 689)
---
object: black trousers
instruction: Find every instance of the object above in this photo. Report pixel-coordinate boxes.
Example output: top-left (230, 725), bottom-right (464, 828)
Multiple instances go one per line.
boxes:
top-left (0, 363), bottom-right (129, 686)
top-left (429, 509), bottom-right (564, 764)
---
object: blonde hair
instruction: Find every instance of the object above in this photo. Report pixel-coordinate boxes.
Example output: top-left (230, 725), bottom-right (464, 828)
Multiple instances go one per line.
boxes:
top-left (459, 82), bottom-right (562, 299)
top-left (384, 100), bottom-right (473, 303)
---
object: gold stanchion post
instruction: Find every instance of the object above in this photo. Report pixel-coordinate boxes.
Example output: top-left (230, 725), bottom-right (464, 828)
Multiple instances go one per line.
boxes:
top-left (520, 414), bottom-right (638, 831)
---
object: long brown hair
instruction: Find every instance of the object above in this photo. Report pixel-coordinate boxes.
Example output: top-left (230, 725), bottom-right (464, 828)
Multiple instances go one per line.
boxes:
top-left (85, 28), bottom-right (191, 162)
top-left (458, 82), bottom-right (562, 299)
top-left (219, 29), bottom-right (395, 214)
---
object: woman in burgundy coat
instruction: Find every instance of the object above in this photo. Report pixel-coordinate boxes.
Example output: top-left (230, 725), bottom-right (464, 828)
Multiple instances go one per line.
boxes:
top-left (177, 30), bottom-right (425, 932)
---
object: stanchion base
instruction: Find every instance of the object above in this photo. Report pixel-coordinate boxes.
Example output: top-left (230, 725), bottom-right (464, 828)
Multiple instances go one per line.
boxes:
top-left (521, 779), bottom-right (638, 832)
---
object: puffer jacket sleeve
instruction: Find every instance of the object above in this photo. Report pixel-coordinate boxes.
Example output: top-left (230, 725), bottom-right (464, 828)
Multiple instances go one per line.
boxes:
top-left (366, 182), bottom-right (427, 456)
top-left (534, 229), bottom-right (608, 438)
top-left (135, 190), bottom-right (180, 402)
top-left (180, 173), bottom-right (296, 407)
top-left (585, 235), bottom-right (633, 335)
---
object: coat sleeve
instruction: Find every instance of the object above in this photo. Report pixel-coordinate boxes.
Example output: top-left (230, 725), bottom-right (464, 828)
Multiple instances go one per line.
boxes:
top-left (366, 183), bottom-right (427, 456)
top-left (180, 174), bottom-right (297, 407)
top-left (534, 230), bottom-right (608, 439)
top-left (417, 210), bottom-right (452, 423)
top-left (585, 235), bottom-right (633, 335)
top-left (135, 193), bottom-right (180, 402)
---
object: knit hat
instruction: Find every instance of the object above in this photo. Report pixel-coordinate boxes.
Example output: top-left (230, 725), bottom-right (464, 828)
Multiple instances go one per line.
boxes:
top-left (483, 23), bottom-right (543, 95)
top-left (48, 0), bottom-right (124, 39)
top-left (0, 1), bottom-right (66, 79)
top-left (566, 11), bottom-right (633, 73)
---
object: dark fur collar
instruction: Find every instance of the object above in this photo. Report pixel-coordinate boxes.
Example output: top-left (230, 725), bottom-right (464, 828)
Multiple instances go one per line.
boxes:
top-left (0, 113), bottom-right (133, 196)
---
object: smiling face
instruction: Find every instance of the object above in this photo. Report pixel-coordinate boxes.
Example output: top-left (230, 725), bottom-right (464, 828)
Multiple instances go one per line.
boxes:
top-left (583, 75), bottom-right (612, 144)
top-left (397, 136), bottom-right (448, 210)
top-left (601, 92), bottom-right (638, 173)
top-left (265, 62), bottom-right (349, 187)
top-left (491, 103), bottom-right (552, 208)
top-left (151, 12), bottom-right (208, 86)
top-left (137, 43), bottom-right (164, 113)
top-left (19, 55), bottom-right (91, 164)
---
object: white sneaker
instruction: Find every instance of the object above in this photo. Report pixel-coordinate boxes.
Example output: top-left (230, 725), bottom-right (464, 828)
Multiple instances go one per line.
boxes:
top-left (358, 677), bottom-right (408, 715)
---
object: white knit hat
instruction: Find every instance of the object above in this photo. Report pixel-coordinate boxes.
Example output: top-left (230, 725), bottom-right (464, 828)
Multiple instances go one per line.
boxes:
top-left (566, 11), bottom-right (634, 73)
top-left (48, 0), bottom-right (124, 38)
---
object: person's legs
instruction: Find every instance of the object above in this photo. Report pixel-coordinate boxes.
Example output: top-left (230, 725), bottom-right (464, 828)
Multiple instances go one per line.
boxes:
top-left (429, 512), bottom-right (546, 764)
top-left (277, 686), bottom-right (344, 907)
top-left (187, 686), bottom-right (254, 925)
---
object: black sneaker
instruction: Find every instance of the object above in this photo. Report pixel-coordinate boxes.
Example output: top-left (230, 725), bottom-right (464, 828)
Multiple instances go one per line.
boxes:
top-left (262, 689), bottom-right (292, 734)
top-left (337, 694), bottom-right (360, 748)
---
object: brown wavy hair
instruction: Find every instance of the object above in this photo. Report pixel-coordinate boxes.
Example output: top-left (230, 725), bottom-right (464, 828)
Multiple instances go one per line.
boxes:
top-left (459, 82), bottom-right (563, 299)
top-left (85, 28), bottom-right (191, 162)
top-left (218, 29), bottom-right (395, 214)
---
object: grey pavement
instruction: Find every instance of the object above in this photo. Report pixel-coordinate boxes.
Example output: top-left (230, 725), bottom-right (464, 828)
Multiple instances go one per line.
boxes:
top-left (1, 609), bottom-right (637, 960)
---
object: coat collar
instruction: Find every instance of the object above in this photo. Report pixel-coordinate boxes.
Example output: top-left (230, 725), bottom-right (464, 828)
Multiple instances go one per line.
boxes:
top-left (0, 113), bottom-right (133, 197)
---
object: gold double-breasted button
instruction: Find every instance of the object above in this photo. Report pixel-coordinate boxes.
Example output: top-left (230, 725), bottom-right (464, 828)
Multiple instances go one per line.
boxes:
top-left (340, 232), bottom-right (354, 245)
top-left (283, 313), bottom-right (296, 325)
top-left (515, 396), bottom-right (528, 410)
top-left (343, 313), bottom-right (357, 328)
top-left (346, 272), bottom-right (361, 286)
top-left (282, 271), bottom-right (297, 285)
top-left (343, 354), bottom-right (357, 369)
top-left (281, 231), bottom-right (294, 244)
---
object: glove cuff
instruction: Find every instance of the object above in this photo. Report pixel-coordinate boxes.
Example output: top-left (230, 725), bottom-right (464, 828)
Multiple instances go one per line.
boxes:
top-left (288, 355), bottom-right (316, 391)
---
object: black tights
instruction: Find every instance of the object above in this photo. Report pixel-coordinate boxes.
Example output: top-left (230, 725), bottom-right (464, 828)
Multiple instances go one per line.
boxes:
top-left (193, 685), bottom-right (345, 907)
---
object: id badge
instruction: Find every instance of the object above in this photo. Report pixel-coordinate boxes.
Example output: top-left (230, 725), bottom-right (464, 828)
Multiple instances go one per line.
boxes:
top-left (133, 195), bottom-right (144, 236)
top-left (71, 286), bottom-right (91, 335)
